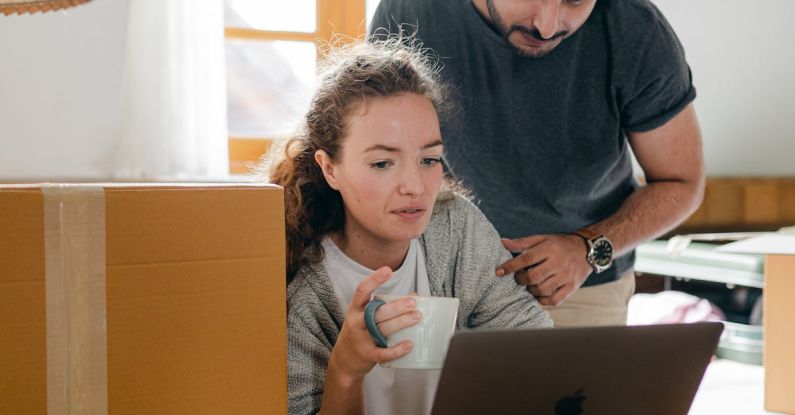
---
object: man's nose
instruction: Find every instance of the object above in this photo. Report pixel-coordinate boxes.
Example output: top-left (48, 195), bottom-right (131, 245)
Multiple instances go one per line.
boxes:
top-left (533, 0), bottom-right (562, 40)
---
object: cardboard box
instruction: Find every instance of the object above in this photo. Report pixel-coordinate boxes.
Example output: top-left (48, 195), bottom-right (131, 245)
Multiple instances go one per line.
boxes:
top-left (764, 255), bottom-right (795, 414)
top-left (719, 234), bottom-right (795, 414)
top-left (0, 183), bottom-right (286, 414)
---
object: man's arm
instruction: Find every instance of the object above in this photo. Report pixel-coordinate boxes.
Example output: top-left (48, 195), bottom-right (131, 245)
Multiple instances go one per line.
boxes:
top-left (498, 103), bottom-right (704, 305)
top-left (588, 102), bottom-right (704, 256)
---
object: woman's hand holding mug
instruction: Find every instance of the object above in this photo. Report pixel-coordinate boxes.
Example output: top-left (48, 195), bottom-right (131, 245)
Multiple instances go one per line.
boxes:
top-left (327, 266), bottom-right (422, 382)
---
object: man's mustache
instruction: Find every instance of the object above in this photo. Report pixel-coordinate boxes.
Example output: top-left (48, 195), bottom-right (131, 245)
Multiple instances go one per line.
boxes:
top-left (508, 25), bottom-right (568, 42)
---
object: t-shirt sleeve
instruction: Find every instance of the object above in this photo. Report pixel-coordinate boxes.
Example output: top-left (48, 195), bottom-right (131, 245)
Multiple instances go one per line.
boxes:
top-left (620, 13), bottom-right (696, 132)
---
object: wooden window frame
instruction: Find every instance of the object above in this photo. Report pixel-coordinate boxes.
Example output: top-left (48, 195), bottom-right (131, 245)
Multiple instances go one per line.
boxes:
top-left (225, 0), bottom-right (366, 174)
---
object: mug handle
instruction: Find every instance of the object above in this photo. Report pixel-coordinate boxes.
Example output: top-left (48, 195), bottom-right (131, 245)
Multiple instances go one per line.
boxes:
top-left (363, 299), bottom-right (388, 348)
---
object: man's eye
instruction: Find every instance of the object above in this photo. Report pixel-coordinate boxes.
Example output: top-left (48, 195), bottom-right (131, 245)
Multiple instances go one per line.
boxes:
top-left (371, 161), bottom-right (392, 170)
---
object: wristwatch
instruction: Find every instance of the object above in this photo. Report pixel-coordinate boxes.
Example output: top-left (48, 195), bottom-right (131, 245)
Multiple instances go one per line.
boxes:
top-left (573, 229), bottom-right (614, 274)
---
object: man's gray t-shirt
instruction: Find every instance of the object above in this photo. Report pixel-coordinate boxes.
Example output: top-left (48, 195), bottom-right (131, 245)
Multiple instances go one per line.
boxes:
top-left (370, 0), bottom-right (696, 286)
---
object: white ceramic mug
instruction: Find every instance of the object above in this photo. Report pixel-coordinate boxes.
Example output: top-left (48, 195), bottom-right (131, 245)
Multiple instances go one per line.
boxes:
top-left (364, 295), bottom-right (459, 369)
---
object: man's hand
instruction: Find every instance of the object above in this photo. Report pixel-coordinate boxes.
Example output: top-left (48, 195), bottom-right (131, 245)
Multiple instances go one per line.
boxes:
top-left (496, 234), bottom-right (593, 306)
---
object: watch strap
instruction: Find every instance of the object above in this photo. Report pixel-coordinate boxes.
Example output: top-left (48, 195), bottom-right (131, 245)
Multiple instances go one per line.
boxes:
top-left (574, 228), bottom-right (600, 242)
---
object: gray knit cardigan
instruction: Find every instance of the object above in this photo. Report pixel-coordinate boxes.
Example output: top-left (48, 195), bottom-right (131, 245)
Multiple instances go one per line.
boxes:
top-left (286, 193), bottom-right (553, 414)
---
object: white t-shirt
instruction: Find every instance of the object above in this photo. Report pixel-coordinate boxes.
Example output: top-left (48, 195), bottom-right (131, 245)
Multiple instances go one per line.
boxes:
top-left (322, 237), bottom-right (441, 415)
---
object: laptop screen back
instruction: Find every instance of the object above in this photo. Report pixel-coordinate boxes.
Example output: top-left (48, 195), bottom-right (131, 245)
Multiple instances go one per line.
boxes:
top-left (431, 322), bottom-right (722, 415)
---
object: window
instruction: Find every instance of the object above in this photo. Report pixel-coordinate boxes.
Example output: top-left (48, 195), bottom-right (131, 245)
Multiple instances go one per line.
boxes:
top-left (366, 0), bottom-right (382, 32)
top-left (224, 0), bottom-right (366, 175)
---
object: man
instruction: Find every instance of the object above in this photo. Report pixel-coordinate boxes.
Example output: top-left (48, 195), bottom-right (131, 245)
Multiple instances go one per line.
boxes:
top-left (369, 0), bottom-right (704, 326)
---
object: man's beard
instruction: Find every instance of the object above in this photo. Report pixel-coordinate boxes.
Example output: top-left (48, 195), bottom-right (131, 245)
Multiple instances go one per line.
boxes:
top-left (486, 0), bottom-right (569, 58)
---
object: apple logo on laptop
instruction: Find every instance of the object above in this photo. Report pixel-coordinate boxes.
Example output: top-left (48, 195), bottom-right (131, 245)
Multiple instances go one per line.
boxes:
top-left (554, 388), bottom-right (585, 415)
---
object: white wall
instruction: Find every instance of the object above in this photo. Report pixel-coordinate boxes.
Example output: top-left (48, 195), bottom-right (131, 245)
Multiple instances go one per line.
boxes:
top-left (0, 0), bottom-right (130, 180)
top-left (655, 0), bottom-right (795, 176)
top-left (0, 1), bottom-right (793, 179)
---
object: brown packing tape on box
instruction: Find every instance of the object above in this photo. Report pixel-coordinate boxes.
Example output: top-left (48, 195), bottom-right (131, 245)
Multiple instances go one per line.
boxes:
top-left (43, 185), bottom-right (108, 415)
top-left (0, 183), bottom-right (287, 414)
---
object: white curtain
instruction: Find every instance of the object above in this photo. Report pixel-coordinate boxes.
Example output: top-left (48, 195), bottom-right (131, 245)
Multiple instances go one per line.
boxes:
top-left (114, 0), bottom-right (228, 179)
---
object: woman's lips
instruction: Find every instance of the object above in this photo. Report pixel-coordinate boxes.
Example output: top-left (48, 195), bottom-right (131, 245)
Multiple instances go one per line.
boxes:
top-left (392, 208), bottom-right (426, 220)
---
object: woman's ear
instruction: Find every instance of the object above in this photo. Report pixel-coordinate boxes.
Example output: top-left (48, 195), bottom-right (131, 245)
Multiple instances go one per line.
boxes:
top-left (314, 150), bottom-right (340, 190)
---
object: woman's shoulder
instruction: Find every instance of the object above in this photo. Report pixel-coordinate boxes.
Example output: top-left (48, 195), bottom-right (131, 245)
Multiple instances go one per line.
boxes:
top-left (287, 274), bottom-right (312, 314)
top-left (287, 265), bottom-right (325, 315)
top-left (431, 190), bottom-right (489, 228)
top-left (432, 189), bottom-right (475, 214)
top-left (287, 262), bottom-right (344, 328)
top-left (424, 190), bottom-right (498, 259)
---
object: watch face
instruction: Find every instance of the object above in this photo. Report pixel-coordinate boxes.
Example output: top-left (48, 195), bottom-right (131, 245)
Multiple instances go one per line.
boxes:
top-left (590, 238), bottom-right (613, 267)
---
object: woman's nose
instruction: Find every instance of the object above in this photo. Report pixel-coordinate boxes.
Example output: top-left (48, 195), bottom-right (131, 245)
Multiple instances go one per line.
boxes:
top-left (398, 166), bottom-right (425, 196)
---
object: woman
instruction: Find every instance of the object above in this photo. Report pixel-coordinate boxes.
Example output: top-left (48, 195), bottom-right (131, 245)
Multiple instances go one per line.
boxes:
top-left (265, 38), bottom-right (552, 415)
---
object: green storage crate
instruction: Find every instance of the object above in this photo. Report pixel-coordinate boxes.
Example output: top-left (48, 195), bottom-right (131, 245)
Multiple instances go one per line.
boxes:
top-left (716, 321), bottom-right (763, 365)
top-left (636, 240), bottom-right (766, 365)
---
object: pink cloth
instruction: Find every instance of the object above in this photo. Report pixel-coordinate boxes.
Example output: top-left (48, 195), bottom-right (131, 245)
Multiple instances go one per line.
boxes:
top-left (628, 291), bottom-right (725, 325)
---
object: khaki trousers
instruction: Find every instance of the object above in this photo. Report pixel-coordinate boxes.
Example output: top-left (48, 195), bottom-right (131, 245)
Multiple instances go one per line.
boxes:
top-left (543, 269), bottom-right (636, 327)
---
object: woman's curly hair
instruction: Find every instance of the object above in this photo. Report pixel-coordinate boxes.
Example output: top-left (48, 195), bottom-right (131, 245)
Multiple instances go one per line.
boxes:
top-left (258, 35), bottom-right (450, 282)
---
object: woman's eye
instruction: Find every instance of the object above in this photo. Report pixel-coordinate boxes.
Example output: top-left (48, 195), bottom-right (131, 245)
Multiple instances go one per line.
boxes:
top-left (421, 157), bottom-right (442, 167)
top-left (371, 160), bottom-right (392, 170)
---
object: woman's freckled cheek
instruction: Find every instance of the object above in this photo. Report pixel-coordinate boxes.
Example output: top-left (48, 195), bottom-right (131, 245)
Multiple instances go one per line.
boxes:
top-left (354, 180), bottom-right (386, 202)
